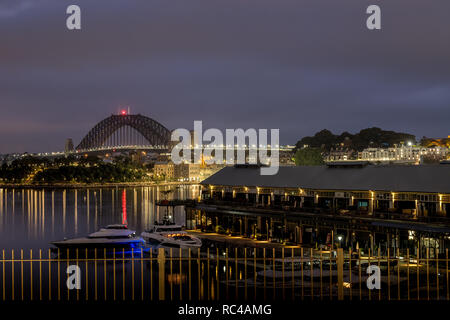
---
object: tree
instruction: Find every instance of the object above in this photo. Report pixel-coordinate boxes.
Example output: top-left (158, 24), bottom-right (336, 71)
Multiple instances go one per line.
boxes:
top-left (295, 127), bottom-right (416, 152)
top-left (295, 129), bottom-right (337, 150)
top-left (294, 148), bottom-right (325, 166)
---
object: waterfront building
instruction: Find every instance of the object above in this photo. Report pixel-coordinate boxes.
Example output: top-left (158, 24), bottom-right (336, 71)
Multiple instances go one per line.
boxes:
top-left (174, 163), bottom-right (224, 182)
top-left (186, 163), bottom-right (450, 255)
top-left (153, 161), bottom-right (175, 179)
top-left (324, 147), bottom-right (355, 161)
top-left (358, 145), bottom-right (448, 164)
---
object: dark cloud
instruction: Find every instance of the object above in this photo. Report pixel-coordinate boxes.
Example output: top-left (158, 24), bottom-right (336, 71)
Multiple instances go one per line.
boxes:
top-left (1, 0), bottom-right (450, 153)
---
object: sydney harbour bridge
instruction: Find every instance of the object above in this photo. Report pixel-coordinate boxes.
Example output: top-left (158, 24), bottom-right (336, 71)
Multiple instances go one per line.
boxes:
top-left (28, 111), bottom-right (293, 158)
top-left (29, 112), bottom-right (173, 158)
top-left (74, 112), bottom-right (172, 153)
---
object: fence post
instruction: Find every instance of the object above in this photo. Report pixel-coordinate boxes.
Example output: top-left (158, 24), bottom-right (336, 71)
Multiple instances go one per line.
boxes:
top-left (158, 248), bottom-right (165, 300)
top-left (337, 248), bottom-right (344, 300)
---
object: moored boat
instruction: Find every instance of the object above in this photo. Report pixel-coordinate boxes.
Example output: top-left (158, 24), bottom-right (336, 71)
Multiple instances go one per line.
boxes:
top-left (141, 221), bottom-right (202, 256)
top-left (51, 224), bottom-right (145, 250)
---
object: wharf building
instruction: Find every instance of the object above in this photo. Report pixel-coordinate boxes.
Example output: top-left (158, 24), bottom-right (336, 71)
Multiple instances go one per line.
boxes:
top-left (186, 163), bottom-right (450, 257)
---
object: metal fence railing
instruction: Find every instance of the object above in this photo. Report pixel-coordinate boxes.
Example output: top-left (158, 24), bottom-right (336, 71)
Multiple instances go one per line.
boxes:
top-left (0, 247), bottom-right (449, 301)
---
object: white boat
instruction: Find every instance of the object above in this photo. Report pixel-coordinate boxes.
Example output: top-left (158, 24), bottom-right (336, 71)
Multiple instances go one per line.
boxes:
top-left (141, 222), bottom-right (202, 256)
top-left (51, 224), bottom-right (145, 250)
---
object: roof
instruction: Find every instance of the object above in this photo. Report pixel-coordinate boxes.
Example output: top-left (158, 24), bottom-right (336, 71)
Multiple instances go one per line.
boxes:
top-left (200, 165), bottom-right (450, 194)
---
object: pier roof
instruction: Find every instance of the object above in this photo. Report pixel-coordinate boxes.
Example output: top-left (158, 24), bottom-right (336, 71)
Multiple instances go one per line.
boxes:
top-left (201, 165), bottom-right (450, 194)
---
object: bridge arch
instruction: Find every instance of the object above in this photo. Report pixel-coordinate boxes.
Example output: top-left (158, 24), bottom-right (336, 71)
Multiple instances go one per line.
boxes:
top-left (76, 114), bottom-right (171, 150)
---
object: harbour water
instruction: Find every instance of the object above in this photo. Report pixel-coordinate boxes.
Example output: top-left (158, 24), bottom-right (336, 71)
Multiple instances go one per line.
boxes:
top-left (0, 185), bottom-right (200, 250)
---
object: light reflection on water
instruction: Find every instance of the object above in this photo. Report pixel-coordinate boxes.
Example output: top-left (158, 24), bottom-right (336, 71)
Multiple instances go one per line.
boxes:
top-left (0, 185), bottom-right (200, 250)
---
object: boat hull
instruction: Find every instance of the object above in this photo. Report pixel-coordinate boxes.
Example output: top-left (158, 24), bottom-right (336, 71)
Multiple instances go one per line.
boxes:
top-left (51, 238), bottom-right (145, 250)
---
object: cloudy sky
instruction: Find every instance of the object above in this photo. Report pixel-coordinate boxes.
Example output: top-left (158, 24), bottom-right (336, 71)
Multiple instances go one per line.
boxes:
top-left (1, 0), bottom-right (449, 153)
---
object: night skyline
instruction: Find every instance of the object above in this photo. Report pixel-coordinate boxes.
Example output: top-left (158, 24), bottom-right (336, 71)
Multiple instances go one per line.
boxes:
top-left (1, 0), bottom-right (450, 153)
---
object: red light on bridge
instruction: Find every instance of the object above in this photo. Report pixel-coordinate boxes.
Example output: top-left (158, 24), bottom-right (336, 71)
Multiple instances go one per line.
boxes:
top-left (120, 110), bottom-right (127, 115)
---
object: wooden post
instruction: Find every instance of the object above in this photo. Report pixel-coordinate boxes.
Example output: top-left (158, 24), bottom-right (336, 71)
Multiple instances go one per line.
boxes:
top-left (337, 248), bottom-right (344, 300)
top-left (158, 248), bottom-right (165, 300)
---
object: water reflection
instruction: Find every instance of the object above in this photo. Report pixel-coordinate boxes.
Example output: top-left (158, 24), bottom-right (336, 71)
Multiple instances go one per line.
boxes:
top-left (0, 185), bottom-right (200, 250)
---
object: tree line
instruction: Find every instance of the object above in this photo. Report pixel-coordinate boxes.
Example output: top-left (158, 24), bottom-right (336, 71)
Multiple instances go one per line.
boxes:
top-left (0, 155), bottom-right (154, 184)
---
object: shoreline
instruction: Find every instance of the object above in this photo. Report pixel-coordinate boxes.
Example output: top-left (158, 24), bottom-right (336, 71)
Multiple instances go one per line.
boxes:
top-left (0, 181), bottom-right (197, 189)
